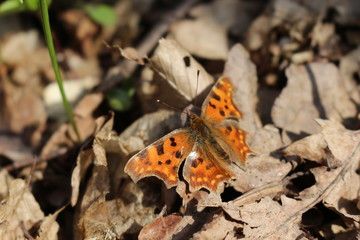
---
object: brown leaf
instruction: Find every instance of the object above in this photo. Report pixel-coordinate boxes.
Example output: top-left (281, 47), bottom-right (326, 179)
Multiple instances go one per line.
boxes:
top-left (231, 154), bottom-right (292, 193)
top-left (119, 110), bottom-right (182, 157)
top-left (239, 196), bottom-right (309, 239)
top-left (223, 44), bottom-right (260, 137)
top-left (36, 206), bottom-right (65, 240)
top-left (149, 38), bottom-right (214, 102)
top-left (138, 215), bottom-right (188, 240)
top-left (0, 170), bottom-right (45, 239)
top-left (272, 63), bottom-right (357, 140)
top-left (339, 46), bottom-right (360, 105)
top-left (74, 113), bottom-right (159, 238)
top-left (286, 120), bottom-right (360, 221)
top-left (170, 18), bottom-right (228, 60)
top-left (41, 93), bottom-right (103, 159)
top-left (191, 211), bottom-right (240, 240)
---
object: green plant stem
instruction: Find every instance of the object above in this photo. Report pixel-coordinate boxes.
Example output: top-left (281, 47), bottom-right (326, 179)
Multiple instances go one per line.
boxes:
top-left (39, 0), bottom-right (81, 142)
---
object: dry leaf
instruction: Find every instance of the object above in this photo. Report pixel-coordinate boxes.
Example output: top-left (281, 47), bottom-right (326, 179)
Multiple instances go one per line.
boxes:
top-left (286, 120), bottom-right (360, 221)
top-left (0, 170), bottom-right (45, 239)
top-left (149, 38), bottom-right (214, 102)
top-left (191, 211), bottom-right (241, 240)
top-left (339, 46), bottom-right (360, 105)
top-left (170, 18), bottom-right (228, 60)
top-left (223, 44), bottom-right (260, 137)
top-left (41, 93), bottom-right (103, 159)
top-left (231, 154), bottom-right (291, 193)
top-left (36, 206), bottom-right (65, 240)
top-left (43, 77), bottom-right (99, 120)
top-left (239, 196), bottom-right (308, 239)
top-left (272, 63), bottom-right (356, 139)
top-left (138, 215), bottom-right (191, 240)
top-left (119, 110), bottom-right (182, 157)
top-left (74, 113), bottom-right (159, 239)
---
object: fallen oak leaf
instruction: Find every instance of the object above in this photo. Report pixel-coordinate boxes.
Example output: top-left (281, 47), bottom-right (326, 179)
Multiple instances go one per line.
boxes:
top-left (239, 196), bottom-right (310, 239)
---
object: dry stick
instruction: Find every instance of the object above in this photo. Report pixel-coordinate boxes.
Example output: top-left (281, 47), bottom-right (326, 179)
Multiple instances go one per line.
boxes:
top-left (96, 0), bottom-right (199, 92)
top-left (3, 148), bottom-right (68, 172)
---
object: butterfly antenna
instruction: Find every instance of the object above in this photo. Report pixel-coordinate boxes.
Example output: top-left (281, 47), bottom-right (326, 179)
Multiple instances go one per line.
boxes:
top-left (194, 70), bottom-right (200, 106)
top-left (157, 100), bottom-right (182, 112)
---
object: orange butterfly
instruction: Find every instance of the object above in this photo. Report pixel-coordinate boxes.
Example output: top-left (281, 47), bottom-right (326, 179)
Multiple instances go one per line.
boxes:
top-left (124, 76), bottom-right (252, 193)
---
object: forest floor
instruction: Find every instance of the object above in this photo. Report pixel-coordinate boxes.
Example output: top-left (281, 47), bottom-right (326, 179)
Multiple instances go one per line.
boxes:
top-left (0, 0), bottom-right (360, 239)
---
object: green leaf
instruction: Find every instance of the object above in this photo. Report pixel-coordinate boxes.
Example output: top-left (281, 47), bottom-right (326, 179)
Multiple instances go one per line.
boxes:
top-left (0, 0), bottom-right (25, 15)
top-left (0, 0), bottom-right (51, 16)
top-left (106, 87), bottom-right (135, 111)
top-left (83, 4), bottom-right (117, 27)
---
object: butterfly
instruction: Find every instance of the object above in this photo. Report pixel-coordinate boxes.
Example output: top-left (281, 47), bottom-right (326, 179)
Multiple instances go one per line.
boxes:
top-left (124, 76), bottom-right (252, 193)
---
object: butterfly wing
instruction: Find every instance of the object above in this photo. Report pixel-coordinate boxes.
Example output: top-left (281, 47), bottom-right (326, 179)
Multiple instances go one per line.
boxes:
top-left (124, 129), bottom-right (193, 189)
top-left (213, 123), bottom-right (252, 164)
top-left (182, 145), bottom-right (233, 193)
top-left (201, 76), bottom-right (242, 124)
top-left (201, 76), bottom-right (252, 163)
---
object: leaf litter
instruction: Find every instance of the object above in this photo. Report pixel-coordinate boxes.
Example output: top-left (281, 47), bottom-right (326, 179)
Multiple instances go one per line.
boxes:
top-left (0, 0), bottom-right (360, 239)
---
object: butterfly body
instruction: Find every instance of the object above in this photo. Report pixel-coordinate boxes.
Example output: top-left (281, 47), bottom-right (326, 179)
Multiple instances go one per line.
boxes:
top-left (125, 77), bottom-right (252, 193)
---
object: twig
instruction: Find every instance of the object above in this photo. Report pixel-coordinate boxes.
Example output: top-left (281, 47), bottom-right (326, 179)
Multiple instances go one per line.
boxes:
top-left (3, 148), bottom-right (68, 172)
top-left (96, 0), bottom-right (199, 92)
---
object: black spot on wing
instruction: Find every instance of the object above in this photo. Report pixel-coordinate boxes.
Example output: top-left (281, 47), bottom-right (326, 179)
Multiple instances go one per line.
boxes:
top-left (165, 159), bottom-right (171, 165)
top-left (156, 141), bottom-right (164, 155)
top-left (191, 161), bottom-right (198, 168)
top-left (212, 92), bottom-right (221, 101)
top-left (175, 151), bottom-right (182, 159)
top-left (169, 137), bottom-right (177, 147)
top-left (220, 110), bottom-right (225, 116)
top-left (209, 101), bottom-right (216, 109)
top-left (158, 161), bottom-right (162, 165)
top-left (205, 163), bottom-right (214, 170)
top-left (226, 126), bottom-right (232, 131)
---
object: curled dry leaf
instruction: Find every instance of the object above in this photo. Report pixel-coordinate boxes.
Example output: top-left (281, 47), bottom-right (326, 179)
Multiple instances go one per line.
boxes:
top-left (272, 63), bottom-right (357, 140)
top-left (118, 46), bottom-right (147, 65)
top-left (0, 171), bottom-right (46, 239)
top-left (35, 206), bottom-right (65, 240)
top-left (74, 113), bottom-right (159, 239)
top-left (285, 119), bottom-right (360, 221)
top-left (148, 38), bottom-right (214, 102)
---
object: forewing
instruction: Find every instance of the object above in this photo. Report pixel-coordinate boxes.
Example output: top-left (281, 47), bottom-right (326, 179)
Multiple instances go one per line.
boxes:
top-left (124, 129), bottom-right (193, 189)
top-left (201, 76), bottom-right (242, 124)
top-left (183, 146), bottom-right (233, 193)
